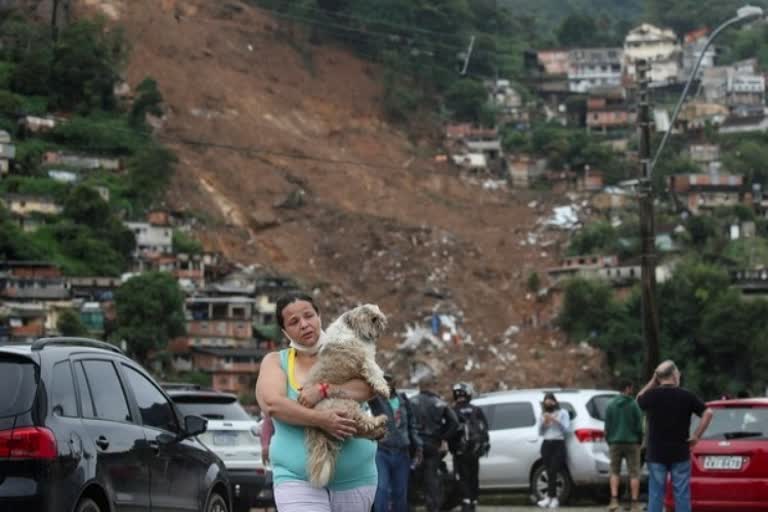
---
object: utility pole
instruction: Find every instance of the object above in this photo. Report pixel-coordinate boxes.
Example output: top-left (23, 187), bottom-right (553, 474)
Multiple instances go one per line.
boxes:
top-left (637, 59), bottom-right (661, 379)
top-left (460, 35), bottom-right (476, 76)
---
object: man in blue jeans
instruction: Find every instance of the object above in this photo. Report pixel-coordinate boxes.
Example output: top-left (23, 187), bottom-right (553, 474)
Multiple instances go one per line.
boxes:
top-left (368, 374), bottom-right (423, 512)
top-left (637, 360), bottom-right (713, 512)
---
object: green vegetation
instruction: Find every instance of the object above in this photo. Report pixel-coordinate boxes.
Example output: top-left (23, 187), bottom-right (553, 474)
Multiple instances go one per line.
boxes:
top-left (57, 309), bottom-right (88, 337)
top-left (559, 259), bottom-right (768, 398)
top-left (114, 272), bottom-right (186, 365)
top-left (173, 230), bottom-right (203, 255)
top-left (0, 15), bottom-right (174, 276)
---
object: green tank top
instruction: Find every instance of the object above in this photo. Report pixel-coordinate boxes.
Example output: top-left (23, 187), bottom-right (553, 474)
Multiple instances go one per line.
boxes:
top-left (269, 348), bottom-right (378, 490)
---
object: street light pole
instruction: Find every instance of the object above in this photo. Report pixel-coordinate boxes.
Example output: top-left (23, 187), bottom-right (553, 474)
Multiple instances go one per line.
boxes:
top-left (636, 5), bottom-right (765, 378)
top-left (636, 59), bottom-right (661, 379)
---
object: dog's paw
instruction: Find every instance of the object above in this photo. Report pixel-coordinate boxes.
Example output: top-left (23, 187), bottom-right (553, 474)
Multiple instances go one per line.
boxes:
top-left (372, 380), bottom-right (390, 398)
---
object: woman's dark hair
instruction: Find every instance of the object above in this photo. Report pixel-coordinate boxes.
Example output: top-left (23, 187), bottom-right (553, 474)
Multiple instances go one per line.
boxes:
top-left (542, 392), bottom-right (560, 409)
top-left (275, 293), bottom-right (320, 330)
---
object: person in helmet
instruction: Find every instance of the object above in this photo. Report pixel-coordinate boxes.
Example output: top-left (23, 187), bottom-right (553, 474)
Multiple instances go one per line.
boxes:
top-left (450, 382), bottom-right (490, 512)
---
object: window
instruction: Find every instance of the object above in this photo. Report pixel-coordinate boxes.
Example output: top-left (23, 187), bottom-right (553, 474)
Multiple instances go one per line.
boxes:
top-left (51, 361), bottom-right (78, 417)
top-left (123, 365), bottom-right (178, 432)
top-left (485, 402), bottom-right (536, 430)
top-left (73, 362), bottom-right (95, 417)
top-left (82, 360), bottom-right (131, 423)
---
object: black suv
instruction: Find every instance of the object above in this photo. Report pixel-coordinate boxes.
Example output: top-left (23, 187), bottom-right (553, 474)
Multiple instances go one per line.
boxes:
top-left (166, 388), bottom-right (274, 512)
top-left (0, 337), bottom-right (232, 512)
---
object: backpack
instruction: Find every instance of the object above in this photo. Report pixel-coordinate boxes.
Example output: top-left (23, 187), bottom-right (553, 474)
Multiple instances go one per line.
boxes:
top-left (455, 406), bottom-right (489, 456)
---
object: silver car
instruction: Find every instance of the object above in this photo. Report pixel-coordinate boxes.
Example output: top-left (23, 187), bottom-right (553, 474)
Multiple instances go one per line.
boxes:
top-left (472, 388), bottom-right (619, 504)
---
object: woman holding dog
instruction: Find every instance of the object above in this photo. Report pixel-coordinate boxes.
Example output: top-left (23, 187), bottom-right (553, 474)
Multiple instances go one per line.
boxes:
top-left (256, 293), bottom-right (378, 511)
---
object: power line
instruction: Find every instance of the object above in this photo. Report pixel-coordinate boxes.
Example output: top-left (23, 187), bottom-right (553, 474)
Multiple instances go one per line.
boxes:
top-left (248, 2), bottom-right (485, 41)
top-left (195, 4), bottom-right (506, 60)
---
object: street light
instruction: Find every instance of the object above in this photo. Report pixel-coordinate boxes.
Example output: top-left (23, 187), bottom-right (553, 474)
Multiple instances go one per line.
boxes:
top-left (650, 5), bottom-right (765, 171)
top-left (638, 5), bottom-right (765, 378)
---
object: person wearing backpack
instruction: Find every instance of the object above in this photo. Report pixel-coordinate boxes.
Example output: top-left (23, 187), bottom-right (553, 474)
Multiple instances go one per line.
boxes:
top-left (450, 382), bottom-right (490, 512)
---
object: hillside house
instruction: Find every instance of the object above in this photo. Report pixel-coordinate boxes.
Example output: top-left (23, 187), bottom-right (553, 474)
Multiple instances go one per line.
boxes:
top-left (624, 24), bottom-right (681, 85)
top-left (586, 88), bottom-right (634, 134)
top-left (677, 101), bottom-right (729, 131)
top-left (490, 79), bottom-right (525, 120)
top-left (688, 144), bottom-right (721, 173)
top-left (80, 302), bottom-right (105, 333)
top-left (668, 174), bottom-right (748, 214)
top-left (577, 168), bottom-right (604, 192)
top-left (452, 153), bottom-right (488, 172)
top-left (547, 255), bottom-right (620, 286)
top-left (43, 151), bottom-right (121, 171)
top-left (192, 347), bottom-right (266, 396)
top-left (463, 139), bottom-right (503, 165)
top-left (731, 269), bottom-right (768, 300)
top-left (1, 194), bottom-right (62, 219)
top-left (0, 130), bottom-right (14, 176)
top-left (125, 221), bottom-right (173, 257)
top-left (536, 49), bottom-right (570, 76)
top-left (567, 48), bottom-right (623, 93)
top-left (68, 276), bottom-right (121, 301)
top-left (18, 116), bottom-right (57, 134)
top-left (681, 29), bottom-right (716, 80)
top-left (719, 114), bottom-right (768, 135)
top-left (445, 123), bottom-right (497, 142)
top-left (185, 296), bottom-right (255, 348)
top-left (548, 254), bottom-right (673, 288)
top-left (3, 302), bottom-right (46, 341)
top-left (591, 187), bottom-right (634, 212)
top-left (702, 59), bottom-right (765, 115)
top-left (0, 261), bottom-right (69, 302)
top-left (507, 155), bottom-right (547, 188)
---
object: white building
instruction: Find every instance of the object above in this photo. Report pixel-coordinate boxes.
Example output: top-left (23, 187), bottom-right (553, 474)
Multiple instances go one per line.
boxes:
top-left (624, 23), bottom-right (681, 85)
top-left (567, 48), bottom-right (624, 93)
top-left (0, 130), bottom-right (14, 176)
top-left (125, 222), bottom-right (173, 256)
top-left (702, 59), bottom-right (765, 114)
top-left (681, 29), bottom-right (716, 80)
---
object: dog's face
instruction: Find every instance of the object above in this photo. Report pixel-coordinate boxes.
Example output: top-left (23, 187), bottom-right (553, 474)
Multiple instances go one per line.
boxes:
top-left (343, 304), bottom-right (388, 345)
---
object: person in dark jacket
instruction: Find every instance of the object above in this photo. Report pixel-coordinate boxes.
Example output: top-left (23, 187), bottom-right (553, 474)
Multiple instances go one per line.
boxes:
top-left (368, 373), bottom-right (423, 512)
top-left (450, 382), bottom-right (490, 512)
top-left (410, 373), bottom-right (460, 512)
top-left (604, 380), bottom-right (644, 512)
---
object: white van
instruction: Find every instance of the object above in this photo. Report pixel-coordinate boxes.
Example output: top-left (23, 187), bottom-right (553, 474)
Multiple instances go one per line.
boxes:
top-left (473, 388), bottom-right (619, 504)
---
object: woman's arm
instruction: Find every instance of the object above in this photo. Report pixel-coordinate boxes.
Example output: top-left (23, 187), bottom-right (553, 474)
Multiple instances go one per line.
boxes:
top-left (256, 353), bottom-right (357, 439)
top-left (298, 378), bottom-right (374, 407)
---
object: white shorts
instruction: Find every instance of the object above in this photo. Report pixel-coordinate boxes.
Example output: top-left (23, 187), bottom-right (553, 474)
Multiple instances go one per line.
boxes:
top-left (274, 481), bottom-right (377, 512)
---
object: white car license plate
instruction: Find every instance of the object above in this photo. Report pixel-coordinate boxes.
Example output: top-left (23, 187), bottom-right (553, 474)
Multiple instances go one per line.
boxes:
top-left (703, 456), bottom-right (743, 470)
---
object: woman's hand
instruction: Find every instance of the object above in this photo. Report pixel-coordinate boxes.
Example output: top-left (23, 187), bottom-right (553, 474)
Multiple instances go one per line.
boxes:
top-left (317, 409), bottom-right (357, 440)
top-left (298, 384), bottom-right (326, 408)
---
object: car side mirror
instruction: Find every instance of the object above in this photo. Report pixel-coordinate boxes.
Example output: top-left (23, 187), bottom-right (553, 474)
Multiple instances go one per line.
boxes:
top-left (184, 415), bottom-right (207, 437)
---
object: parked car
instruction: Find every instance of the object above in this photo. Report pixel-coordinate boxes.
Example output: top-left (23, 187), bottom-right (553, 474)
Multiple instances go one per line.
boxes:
top-left (664, 397), bottom-right (768, 512)
top-left (0, 337), bottom-right (231, 512)
top-left (472, 388), bottom-right (620, 504)
top-left (167, 388), bottom-right (274, 512)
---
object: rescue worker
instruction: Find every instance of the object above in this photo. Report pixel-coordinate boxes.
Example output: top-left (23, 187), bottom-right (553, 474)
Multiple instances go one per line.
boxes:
top-left (450, 382), bottom-right (490, 512)
top-left (410, 374), bottom-right (460, 512)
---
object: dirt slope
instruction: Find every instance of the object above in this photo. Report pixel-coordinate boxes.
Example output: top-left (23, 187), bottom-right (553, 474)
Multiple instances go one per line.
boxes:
top-left (77, 0), bottom-right (608, 392)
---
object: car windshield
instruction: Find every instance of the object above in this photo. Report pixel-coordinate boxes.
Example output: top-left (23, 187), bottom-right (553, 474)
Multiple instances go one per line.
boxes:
top-left (172, 396), bottom-right (251, 421)
top-left (0, 358), bottom-right (38, 418)
top-left (695, 407), bottom-right (768, 440)
top-left (198, 429), bottom-right (260, 449)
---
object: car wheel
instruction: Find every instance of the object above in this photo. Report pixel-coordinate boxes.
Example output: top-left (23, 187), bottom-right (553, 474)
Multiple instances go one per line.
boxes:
top-left (76, 498), bottom-right (101, 512)
top-left (206, 493), bottom-right (228, 512)
top-left (530, 463), bottom-right (572, 504)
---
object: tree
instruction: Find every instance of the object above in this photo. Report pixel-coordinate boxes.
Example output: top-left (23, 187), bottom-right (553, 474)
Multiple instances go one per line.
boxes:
top-left (114, 272), bottom-right (186, 365)
top-left (527, 272), bottom-right (541, 292)
top-left (722, 140), bottom-right (768, 185)
top-left (556, 14), bottom-right (599, 47)
top-left (49, 20), bottom-right (124, 111)
top-left (130, 77), bottom-right (164, 128)
top-left (444, 79), bottom-right (488, 122)
top-left (58, 309), bottom-right (87, 336)
top-left (63, 186), bottom-right (111, 230)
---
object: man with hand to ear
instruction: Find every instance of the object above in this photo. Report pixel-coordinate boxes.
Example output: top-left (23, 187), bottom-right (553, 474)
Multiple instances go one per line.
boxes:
top-left (637, 360), bottom-right (713, 512)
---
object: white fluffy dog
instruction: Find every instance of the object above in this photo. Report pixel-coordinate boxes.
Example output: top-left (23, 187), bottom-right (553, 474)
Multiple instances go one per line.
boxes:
top-left (303, 304), bottom-right (391, 487)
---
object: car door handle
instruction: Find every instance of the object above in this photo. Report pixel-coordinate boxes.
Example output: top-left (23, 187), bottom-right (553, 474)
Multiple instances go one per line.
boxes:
top-left (527, 439), bottom-right (539, 443)
top-left (148, 440), bottom-right (161, 455)
top-left (95, 436), bottom-right (110, 450)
